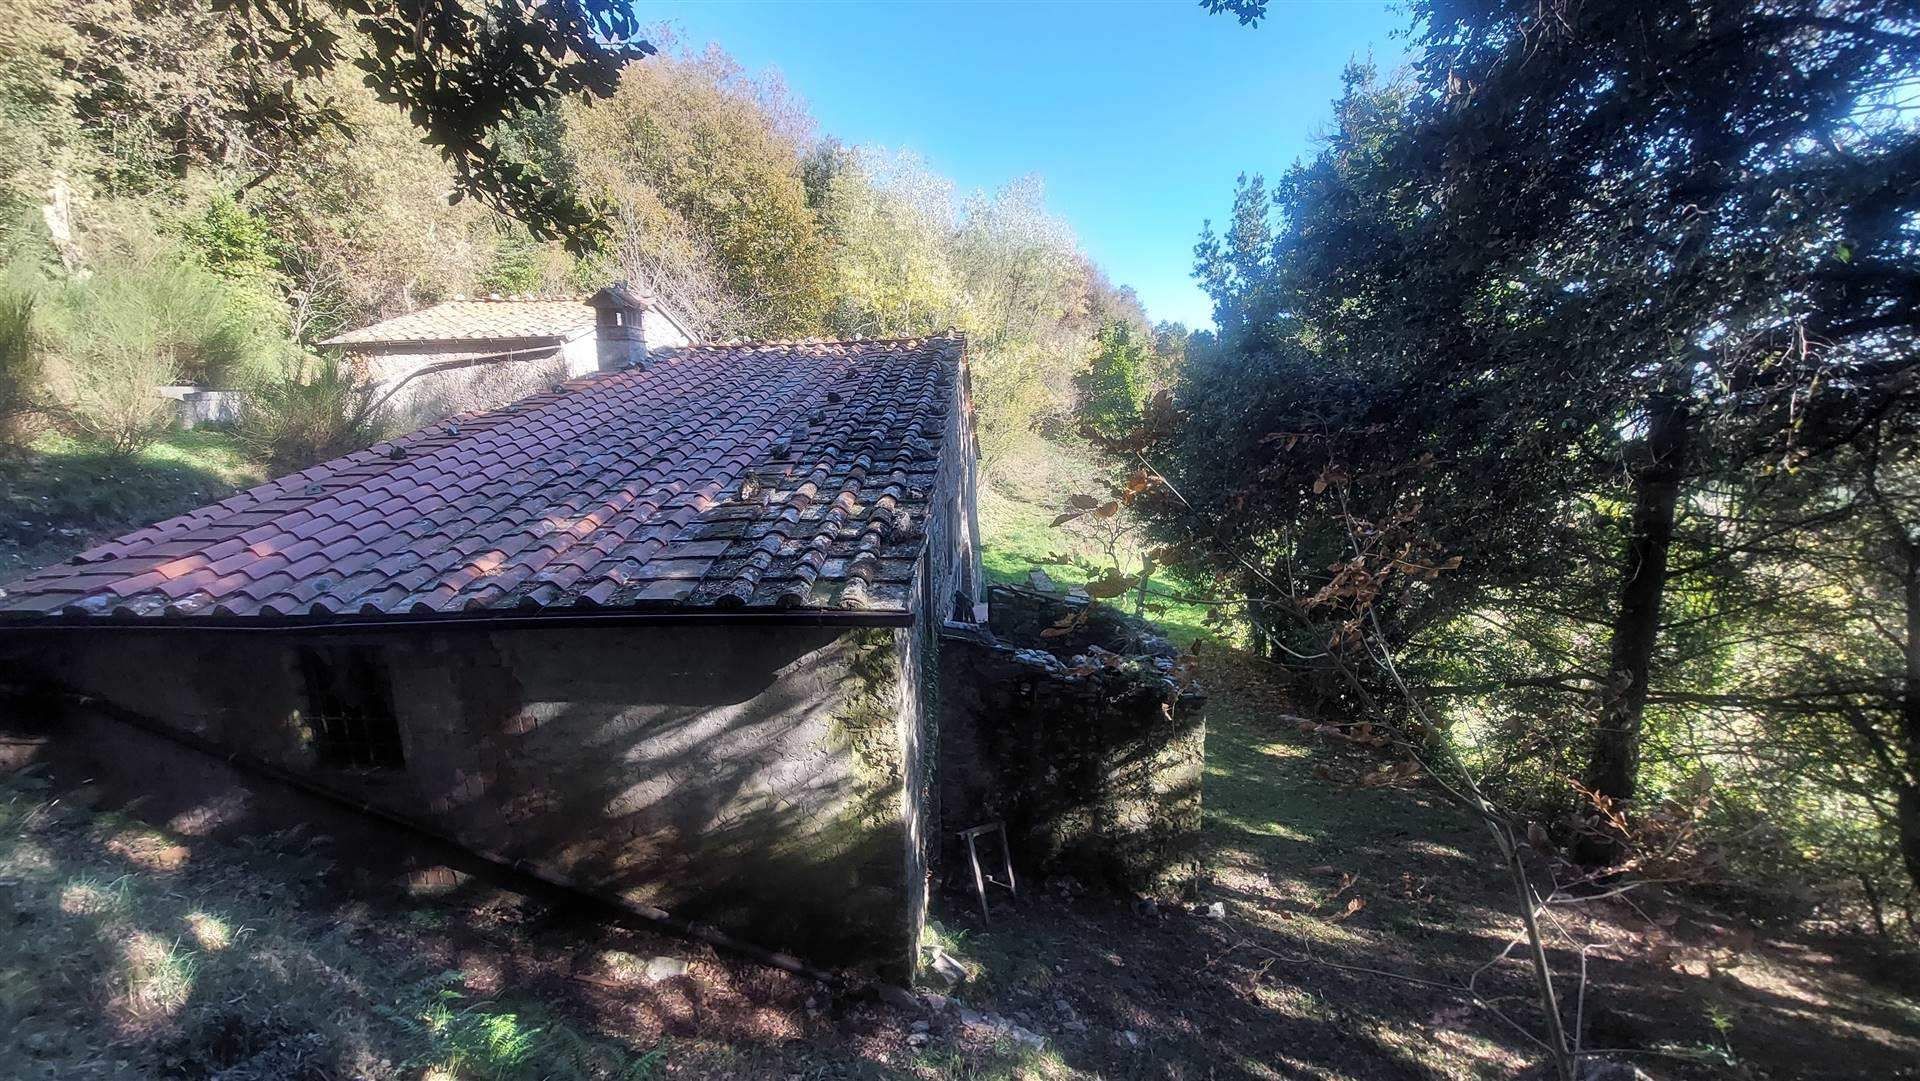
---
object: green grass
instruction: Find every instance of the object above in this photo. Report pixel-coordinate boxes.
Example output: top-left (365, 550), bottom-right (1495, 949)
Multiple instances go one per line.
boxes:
top-left (978, 440), bottom-right (1227, 648)
top-left (0, 428), bottom-right (265, 577)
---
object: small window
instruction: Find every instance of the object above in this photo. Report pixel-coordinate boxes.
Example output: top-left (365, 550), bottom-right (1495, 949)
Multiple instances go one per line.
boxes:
top-left (297, 646), bottom-right (405, 770)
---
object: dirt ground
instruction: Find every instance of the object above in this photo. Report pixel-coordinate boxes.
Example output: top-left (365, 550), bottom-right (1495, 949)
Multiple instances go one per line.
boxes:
top-left (2, 649), bottom-right (1916, 1080)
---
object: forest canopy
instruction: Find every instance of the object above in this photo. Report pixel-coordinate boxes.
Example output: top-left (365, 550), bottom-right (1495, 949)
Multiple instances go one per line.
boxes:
top-left (1162, 0), bottom-right (1920, 932)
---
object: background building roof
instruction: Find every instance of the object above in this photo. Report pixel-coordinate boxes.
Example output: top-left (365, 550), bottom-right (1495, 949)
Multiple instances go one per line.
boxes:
top-left (0, 337), bottom-right (964, 623)
top-left (319, 298), bottom-right (602, 347)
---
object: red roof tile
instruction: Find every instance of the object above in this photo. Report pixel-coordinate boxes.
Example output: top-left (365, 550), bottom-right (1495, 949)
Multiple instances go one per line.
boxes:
top-left (0, 337), bottom-right (965, 623)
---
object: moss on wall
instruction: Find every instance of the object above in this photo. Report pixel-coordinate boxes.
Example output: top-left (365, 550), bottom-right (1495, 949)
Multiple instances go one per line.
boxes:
top-left (827, 628), bottom-right (907, 802)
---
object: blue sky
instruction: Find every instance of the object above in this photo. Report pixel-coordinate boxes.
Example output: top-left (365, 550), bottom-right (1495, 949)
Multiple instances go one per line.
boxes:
top-left (639, 0), bottom-right (1410, 329)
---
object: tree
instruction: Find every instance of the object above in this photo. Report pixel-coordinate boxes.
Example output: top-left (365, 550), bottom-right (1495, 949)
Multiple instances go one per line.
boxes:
top-left (1177, 0), bottom-right (1920, 893)
top-left (815, 157), bottom-right (1100, 467)
top-left (817, 147), bottom-right (960, 338)
top-left (217, 0), bottom-right (653, 249)
top-left (1076, 321), bottom-right (1148, 441)
top-left (1400, 0), bottom-right (1920, 861)
top-left (561, 49), bottom-right (832, 336)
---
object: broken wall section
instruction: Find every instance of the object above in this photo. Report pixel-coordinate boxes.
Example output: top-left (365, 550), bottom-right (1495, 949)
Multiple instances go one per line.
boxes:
top-left (937, 586), bottom-right (1205, 897)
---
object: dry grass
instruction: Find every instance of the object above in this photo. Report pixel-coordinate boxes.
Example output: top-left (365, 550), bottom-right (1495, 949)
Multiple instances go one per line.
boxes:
top-left (3, 649), bottom-right (1916, 1080)
top-left (0, 771), bottom-right (665, 1080)
top-left (920, 650), bottom-right (1920, 1080)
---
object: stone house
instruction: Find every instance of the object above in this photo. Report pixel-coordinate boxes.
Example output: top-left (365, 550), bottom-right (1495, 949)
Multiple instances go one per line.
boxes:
top-left (320, 284), bottom-right (693, 429)
top-left (0, 325), bottom-right (1204, 973)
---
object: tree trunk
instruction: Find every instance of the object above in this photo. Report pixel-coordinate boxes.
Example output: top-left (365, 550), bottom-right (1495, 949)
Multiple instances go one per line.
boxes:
top-left (1581, 381), bottom-right (1690, 864)
top-left (1897, 541), bottom-right (1920, 892)
top-left (1897, 786), bottom-right (1920, 899)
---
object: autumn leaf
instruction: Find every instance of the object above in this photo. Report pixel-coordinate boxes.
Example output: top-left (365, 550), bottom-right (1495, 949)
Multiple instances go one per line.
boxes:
top-left (1092, 500), bottom-right (1121, 519)
top-left (1333, 896), bottom-right (1367, 921)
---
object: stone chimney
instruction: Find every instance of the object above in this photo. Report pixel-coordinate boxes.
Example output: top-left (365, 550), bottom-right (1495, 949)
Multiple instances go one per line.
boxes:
top-left (586, 281), bottom-right (651, 372)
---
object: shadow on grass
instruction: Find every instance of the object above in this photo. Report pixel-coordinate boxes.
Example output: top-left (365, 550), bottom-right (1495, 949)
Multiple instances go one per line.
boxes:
top-left (0, 429), bottom-right (265, 577)
top-left (0, 763), bottom-right (679, 1080)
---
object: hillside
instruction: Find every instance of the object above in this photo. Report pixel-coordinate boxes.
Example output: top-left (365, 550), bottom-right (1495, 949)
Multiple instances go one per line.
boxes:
top-left (5, 650), bottom-right (1914, 1081)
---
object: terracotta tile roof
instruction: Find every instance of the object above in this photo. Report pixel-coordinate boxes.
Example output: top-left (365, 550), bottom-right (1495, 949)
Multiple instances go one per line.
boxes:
top-left (320, 298), bottom-right (598, 347)
top-left (0, 337), bottom-right (965, 623)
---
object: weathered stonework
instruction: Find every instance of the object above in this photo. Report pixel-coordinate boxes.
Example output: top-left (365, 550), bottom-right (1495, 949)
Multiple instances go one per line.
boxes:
top-left (352, 345), bottom-right (579, 432)
top-left (0, 622), bottom-right (929, 971)
top-left (936, 587), bottom-right (1206, 896)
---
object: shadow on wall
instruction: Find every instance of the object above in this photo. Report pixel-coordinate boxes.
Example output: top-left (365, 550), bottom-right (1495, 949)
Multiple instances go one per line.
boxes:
top-left (0, 623), bottom-right (916, 970)
top-left (938, 585), bottom-right (1208, 898)
top-left (374, 352), bottom-right (572, 435)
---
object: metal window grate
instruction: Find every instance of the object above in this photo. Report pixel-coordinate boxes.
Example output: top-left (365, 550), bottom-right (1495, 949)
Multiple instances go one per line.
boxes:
top-left (297, 646), bottom-right (404, 770)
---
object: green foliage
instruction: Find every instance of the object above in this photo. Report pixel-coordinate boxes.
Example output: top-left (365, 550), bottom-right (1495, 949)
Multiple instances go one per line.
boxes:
top-left (477, 224), bottom-right (552, 296)
top-left (179, 196), bottom-right (279, 285)
top-left (563, 51), bottom-right (832, 336)
top-left (60, 252), bottom-right (264, 391)
top-left (236, 352), bottom-right (385, 472)
top-left (40, 250), bottom-right (263, 454)
top-left (1075, 321), bottom-right (1148, 441)
top-left (0, 280), bottom-right (44, 447)
top-left (1168, 1), bottom-right (1920, 919)
top-left (816, 151), bottom-right (1131, 467)
top-left (819, 147), bottom-right (961, 336)
top-left (219, 0), bottom-right (654, 251)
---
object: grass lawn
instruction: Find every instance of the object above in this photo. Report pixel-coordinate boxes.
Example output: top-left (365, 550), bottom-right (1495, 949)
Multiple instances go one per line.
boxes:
top-left (0, 429), bottom-right (265, 578)
top-left (978, 439), bottom-right (1223, 647)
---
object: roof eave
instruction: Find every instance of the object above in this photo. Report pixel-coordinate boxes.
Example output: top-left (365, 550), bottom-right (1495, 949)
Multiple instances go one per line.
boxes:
top-left (321, 333), bottom-right (578, 353)
top-left (0, 606), bottom-right (915, 636)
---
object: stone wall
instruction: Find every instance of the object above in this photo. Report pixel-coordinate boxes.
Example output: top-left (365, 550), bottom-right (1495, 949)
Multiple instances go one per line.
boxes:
top-left (347, 308), bottom-right (690, 435)
top-left (0, 621), bottom-right (926, 972)
top-left (936, 587), bottom-right (1205, 896)
top-left (350, 341), bottom-right (583, 432)
top-left (155, 386), bottom-right (245, 429)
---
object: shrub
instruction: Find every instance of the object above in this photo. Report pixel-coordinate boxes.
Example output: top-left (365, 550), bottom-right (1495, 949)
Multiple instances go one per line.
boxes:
top-left (50, 313), bottom-right (181, 457)
top-left (0, 286), bottom-right (44, 448)
top-left (237, 352), bottom-right (386, 472)
top-left (47, 248), bottom-right (275, 456)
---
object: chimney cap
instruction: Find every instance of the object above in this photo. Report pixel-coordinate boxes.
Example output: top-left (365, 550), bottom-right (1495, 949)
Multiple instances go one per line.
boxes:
top-left (587, 281), bottom-right (651, 311)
